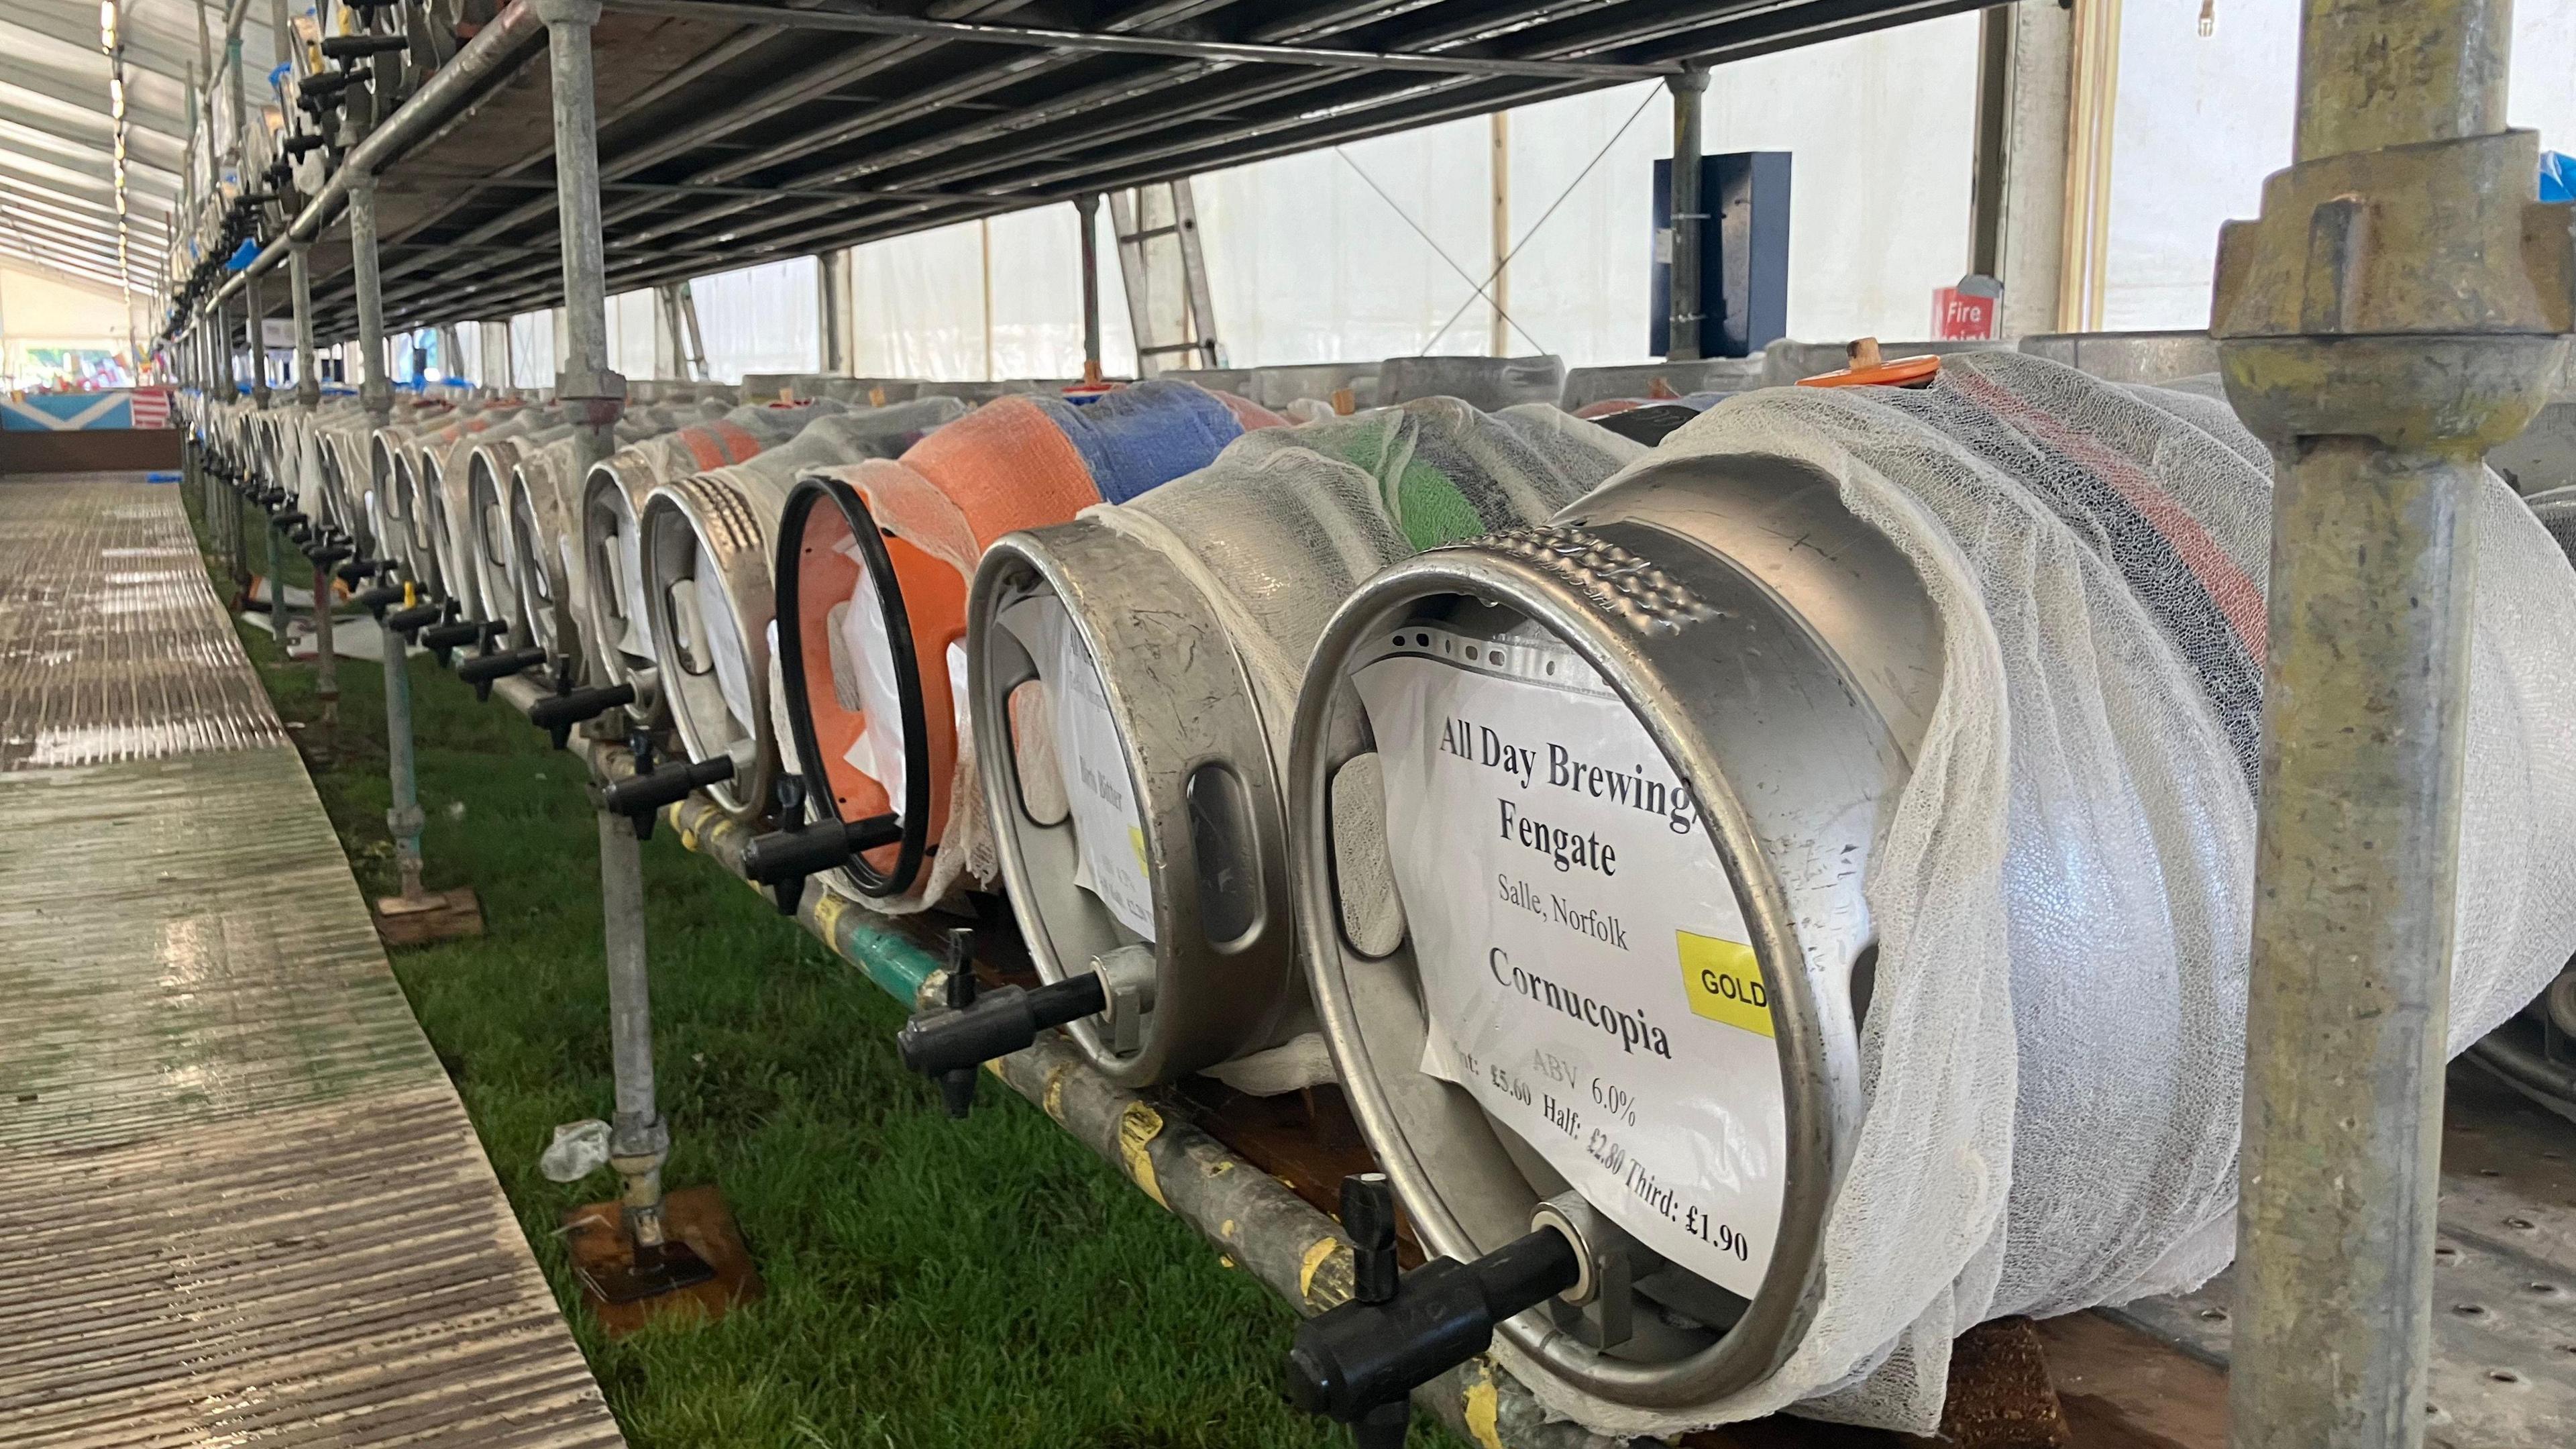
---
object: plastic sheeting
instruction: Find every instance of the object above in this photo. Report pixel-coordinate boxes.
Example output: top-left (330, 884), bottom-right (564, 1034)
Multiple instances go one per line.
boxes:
top-left (649, 400), bottom-right (964, 816)
top-left (823, 17), bottom-right (1978, 382)
top-left (1193, 16), bottom-right (1977, 370)
top-left (847, 210), bottom-right (1140, 382)
top-left (1580, 352), bottom-right (2576, 1435)
top-left (508, 310), bottom-right (559, 391)
top-left (692, 258), bottom-right (823, 383)
top-left (2100, 1), bottom-right (2576, 329)
top-left (605, 290), bottom-right (661, 383)
top-left (578, 402), bottom-right (812, 686)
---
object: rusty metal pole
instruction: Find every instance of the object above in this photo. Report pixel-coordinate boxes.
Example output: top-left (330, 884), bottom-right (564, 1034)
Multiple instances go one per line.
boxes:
top-left (2215, 3), bottom-right (2573, 1446)
top-left (1075, 193), bottom-right (1104, 386)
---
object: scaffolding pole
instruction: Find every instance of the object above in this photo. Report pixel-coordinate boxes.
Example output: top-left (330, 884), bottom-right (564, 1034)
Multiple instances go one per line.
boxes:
top-left (2215, 1), bottom-right (2573, 1446)
top-left (1663, 66), bottom-right (1707, 362)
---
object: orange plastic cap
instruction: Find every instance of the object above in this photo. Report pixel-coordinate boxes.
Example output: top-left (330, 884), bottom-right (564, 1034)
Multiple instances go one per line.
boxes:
top-left (1794, 336), bottom-right (1941, 390)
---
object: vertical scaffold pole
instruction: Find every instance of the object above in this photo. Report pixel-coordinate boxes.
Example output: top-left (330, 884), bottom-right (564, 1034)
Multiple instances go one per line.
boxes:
top-left (537, 0), bottom-right (690, 1277)
top-left (184, 322), bottom-right (211, 564)
top-left (1075, 193), bottom-right (1104, 386)
top-left (246, 274), bottom-right (270, 407)
top-left (293, 245), bottom-right (320, 413)
top-left (1664, 66), bottom-right (1708, 363)
top-left (2216, 2), bottom-right (2572, 1446)
top-left (291, 241), bottom-right (337, 747)
top-left (351, 174), bottom-right (430, 908)
top-left (213, 296), bottom-right (237, 405)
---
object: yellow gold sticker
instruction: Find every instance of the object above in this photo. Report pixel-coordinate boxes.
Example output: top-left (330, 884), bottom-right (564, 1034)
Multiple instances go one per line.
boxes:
top-left (1678, 931), bottom-right (1773, 1038)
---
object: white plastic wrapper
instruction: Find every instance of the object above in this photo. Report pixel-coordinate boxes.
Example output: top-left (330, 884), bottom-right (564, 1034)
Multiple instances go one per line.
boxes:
top-left (613, 523), bottom-right (655, 657)
top-left (1483, 351), bottom-right (2576, 1437)
top-left (539, 1119), bottom-right (611, 1183)
top-left (833, 551), bottom-right (914, 817)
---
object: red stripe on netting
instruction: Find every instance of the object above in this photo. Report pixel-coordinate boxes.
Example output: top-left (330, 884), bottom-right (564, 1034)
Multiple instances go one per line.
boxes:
top-left (708, 419), bottom-right (763, 464)
top-left (1953, 370), bottom-right (2268, 665)
top-left (677, 427), bottom-right (730, 472)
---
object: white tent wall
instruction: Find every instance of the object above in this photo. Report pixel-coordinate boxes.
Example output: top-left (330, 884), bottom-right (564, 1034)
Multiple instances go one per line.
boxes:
top-left (849, 218), bottom-right (989, 379)
top-left (509, 309), bottom-right (558, 390)
top-left (1718, 13), bottom-right (1981, 341)
top-left (845, 207), bottom-right (1136, 380)
top-left (827, 12), bottom-right (1979, 378)
top-left (986, 205), bottom-right (1138, 379)
top-left (605, 289), bottom-right (659, 382)
top-left (1194, 113), bottom-right (1503, 365)
top-left (1193, 10), bottom-right (1980, 370)
top-left (1500, 86), bottom-right (1665, 368)
top-left (690, 256), bottom-right (824, 383)
top-left (2104, 1), bottom-right (2576, 329)
top-left (451, 320), bottom-right (483, 387)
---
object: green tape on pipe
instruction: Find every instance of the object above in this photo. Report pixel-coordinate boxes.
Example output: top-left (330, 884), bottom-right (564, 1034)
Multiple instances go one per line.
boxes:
top-left (661, 792), bottom-right (940, 1006)
top-left (811, 892), bottom-right (942, 1004)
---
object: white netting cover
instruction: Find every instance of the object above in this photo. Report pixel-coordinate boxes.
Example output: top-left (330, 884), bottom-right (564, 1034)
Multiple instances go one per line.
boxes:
top-left (2525, 483), bottom-right (2576, 560)
top-left (1084, 398), bottom-right (1645, 731)
top-left (1550, 350), bottom-right (2576, 1436)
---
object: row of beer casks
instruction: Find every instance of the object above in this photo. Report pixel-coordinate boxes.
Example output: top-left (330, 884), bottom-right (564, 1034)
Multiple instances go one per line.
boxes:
top-left (199, 329), bottom-right (2576, 1438)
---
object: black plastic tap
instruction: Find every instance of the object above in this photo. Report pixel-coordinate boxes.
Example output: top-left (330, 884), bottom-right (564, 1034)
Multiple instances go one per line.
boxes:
top-left (419, 616), bottom-right (502, 667)
top-left (320, 33), bottom-right (409, 60)
top-left (737, 775), bottom-right (900, 915)
top-left (525, 657), bottom-right (635, 750)
top-left (1284, 1177), bottom-right (1581, 1444)
top-left (931, 930), bottom-right (983, 1117)
top-left (894, 969), bottom-right (1107, 1089)
top-left (352, 579), bottom-right (407, 618)
top-left (382, 595), bottom-right (451, 641)
top-left (600, 739), bottom-right (733, 843)
top-left (456, 644), bottom-right (547, 701)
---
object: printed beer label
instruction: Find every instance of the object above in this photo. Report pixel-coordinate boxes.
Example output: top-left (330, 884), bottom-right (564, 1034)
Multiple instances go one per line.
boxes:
top-left (1352, 621), bottom-right (1783, 1297)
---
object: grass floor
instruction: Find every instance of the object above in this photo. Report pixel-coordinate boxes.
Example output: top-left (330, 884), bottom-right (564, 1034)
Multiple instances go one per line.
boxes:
top-left (199, 503), bottom-right (1454, 1449)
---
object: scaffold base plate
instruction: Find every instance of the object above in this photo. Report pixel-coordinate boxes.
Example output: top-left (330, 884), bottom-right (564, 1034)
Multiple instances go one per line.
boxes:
top-left (373, 886), bottom-right (486, 947)
top-left (566, 1185), bottom-right (764, 1336)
